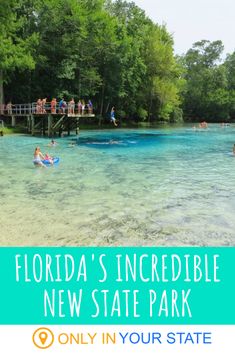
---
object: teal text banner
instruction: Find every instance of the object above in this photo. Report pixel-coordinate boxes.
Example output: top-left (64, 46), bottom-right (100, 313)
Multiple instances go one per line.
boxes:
top-left (0, 247), bottom-right (234, 325)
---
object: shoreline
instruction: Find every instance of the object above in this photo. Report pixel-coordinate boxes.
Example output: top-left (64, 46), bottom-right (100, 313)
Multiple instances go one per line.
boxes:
top-left (1, 121), bottom-right (234, 137)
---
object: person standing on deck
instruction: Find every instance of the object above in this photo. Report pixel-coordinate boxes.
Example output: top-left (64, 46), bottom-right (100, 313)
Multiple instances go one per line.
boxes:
top-left (42, 98), bottom-right (47, 113)
top-left (69, 98), bottom-right (75, 115)
top-left (88, 100), bottom-right (93, 114)
top-left (59, 99), bottom-right (63, 113)
top-left (36, 99), bottom-right (42, 114)
top-left (77, 100), bottom-right (82, 114)
top-left (62, 99), bottom-right (67, 113)
top-left (51, 98), bottom-right (57, 114)
top-left (59, 98), bottom-right (67, 113)
top-left (81, 100), bottom-right (85, 115)
top-left (6, 102), bottom-right (12, 115)
top-left (110, 106), bottom-right (117, 127)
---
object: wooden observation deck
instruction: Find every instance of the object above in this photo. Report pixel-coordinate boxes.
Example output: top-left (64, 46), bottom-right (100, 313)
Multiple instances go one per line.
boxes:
top-left (0, 102), bottom-right (95, 136)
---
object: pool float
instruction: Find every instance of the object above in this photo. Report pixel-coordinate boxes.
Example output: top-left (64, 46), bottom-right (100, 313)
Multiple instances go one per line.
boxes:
top-left (42, 157), bottom-right (60, 165)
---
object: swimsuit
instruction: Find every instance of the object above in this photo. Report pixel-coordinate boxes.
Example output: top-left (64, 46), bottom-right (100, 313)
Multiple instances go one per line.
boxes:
top-left (33, 154), bottom-right (42, 164)
top-left (110, 112), bottom-right (115, 122)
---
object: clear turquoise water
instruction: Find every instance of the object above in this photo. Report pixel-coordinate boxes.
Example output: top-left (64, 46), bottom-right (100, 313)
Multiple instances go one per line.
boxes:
top-left (1, 125), bottom-right (235, 246)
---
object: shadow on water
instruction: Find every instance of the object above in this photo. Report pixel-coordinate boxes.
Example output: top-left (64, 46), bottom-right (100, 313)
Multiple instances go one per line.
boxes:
top-left (77, 131), bottom-right (170, 149)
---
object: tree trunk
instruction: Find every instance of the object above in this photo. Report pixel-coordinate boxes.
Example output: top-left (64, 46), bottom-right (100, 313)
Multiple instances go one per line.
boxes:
top-left (148, 92), bottom-right (153, 123)
top-left (100, 83), bottom-right (105, 115)
top-left (0, 70), bottom-right (4, 111)
top-left (105, 102), bottom-right (110, 114)
top-left (99, 83), bottom-right (105, 126)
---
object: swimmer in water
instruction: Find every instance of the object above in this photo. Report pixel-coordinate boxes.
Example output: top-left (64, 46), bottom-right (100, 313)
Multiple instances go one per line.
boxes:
top-left (49, 139), bottom-right (57, 146)
top-left (33, 147), bottom-right (46, 167)
top-left (44, 153), bottom-right (54, 165)
top-left (199, 121), bottom-right (208, 129)
top-left (47, 139), bottom-right (56, 147)
top-left (109, 139), bottom-right (119, 145)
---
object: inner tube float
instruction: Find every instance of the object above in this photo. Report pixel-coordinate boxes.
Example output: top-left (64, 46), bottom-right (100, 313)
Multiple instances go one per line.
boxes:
top-left (42, 157), bottom-right (60, 165)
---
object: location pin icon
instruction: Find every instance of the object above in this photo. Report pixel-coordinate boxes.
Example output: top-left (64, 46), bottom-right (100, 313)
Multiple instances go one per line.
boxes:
top-left (39, 331), bottom-right (48, 346)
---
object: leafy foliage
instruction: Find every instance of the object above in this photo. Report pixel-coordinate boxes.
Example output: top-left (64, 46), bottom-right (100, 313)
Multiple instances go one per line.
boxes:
top-left (3, 1), bottom-right (235, 123)
top-left (182, 40), bottom-right (235, 121)
top-left (3, 0), bottom-right (183, 122)
top-left (0, 0), bottom-right (39, 103)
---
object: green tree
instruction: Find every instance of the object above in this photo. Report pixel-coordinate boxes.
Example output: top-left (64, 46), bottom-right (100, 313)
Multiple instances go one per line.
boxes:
top-left (142, 23), bottom-right (184, 121)
top-left (181, 40), bottom-right (230, 121)
top-left (0, 0), bottom-right (38, 104)
top-left (3, 0), bottom-right (183, 124)
top-left (224, 52), bottom-right (235, 119)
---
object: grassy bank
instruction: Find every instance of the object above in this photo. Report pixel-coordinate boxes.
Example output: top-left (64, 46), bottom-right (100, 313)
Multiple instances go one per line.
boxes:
top-left (0, 126), bottom-right (26, 135)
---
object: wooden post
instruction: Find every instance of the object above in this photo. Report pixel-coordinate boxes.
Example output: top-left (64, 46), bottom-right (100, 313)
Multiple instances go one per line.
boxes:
top-left (27, 116), bottom-right (32, 133)
top-left (48, 114), bottom-right (53, 137)
top-left (0, 70), bottom-right (4, 107)
top-left (31, 116), bottom-right (35, 136)
top-left (11, 116), bottom-right (16, 127)
top-left (75, 117), bottom-right (79, 134)
top-left (67, 116), bottom-right (70, 136)
top-left (42, 116), bottom-right (45, 136)
top-left (29, 116), bottom-right (32, 133)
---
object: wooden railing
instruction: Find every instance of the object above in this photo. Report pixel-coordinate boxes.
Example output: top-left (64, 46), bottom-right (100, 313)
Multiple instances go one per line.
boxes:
top-left (0, 103), bottom-right (94, 116)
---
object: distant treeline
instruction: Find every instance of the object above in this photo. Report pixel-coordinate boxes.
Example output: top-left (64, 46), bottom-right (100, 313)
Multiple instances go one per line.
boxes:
top-left (1, 0), bottom-right (235, 123)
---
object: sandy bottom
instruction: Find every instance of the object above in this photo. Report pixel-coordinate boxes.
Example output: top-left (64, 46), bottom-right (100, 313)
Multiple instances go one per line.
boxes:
top-left (1, 127), bottom-right (235, 246)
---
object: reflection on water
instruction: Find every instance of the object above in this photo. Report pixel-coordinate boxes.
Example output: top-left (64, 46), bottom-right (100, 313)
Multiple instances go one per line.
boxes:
top-left (0, 126), bottom-right (235, 246)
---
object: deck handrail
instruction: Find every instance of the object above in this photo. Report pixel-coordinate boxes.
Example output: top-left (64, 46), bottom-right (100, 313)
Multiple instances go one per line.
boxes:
top-left (0, 102), bottom-right (94, 116)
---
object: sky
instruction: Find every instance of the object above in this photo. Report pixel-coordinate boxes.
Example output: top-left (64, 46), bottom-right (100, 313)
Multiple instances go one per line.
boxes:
top-left (131, 0), bottom-right (235, 56)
